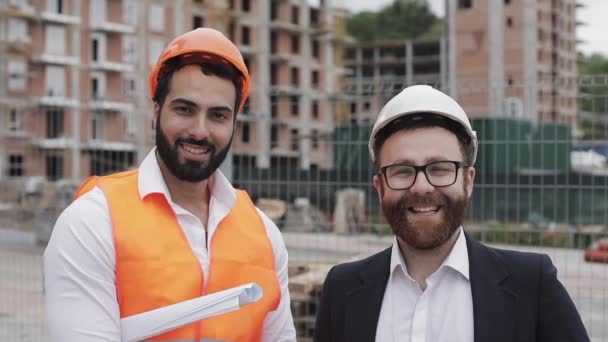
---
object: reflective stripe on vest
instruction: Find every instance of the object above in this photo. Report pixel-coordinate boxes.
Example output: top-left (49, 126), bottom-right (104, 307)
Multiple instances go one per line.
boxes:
top-left (76, 170), bottom-right (281, 341)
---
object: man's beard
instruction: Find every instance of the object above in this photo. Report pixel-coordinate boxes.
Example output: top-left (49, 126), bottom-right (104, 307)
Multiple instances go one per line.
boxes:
top-left (381, 185), bottom-right (468, 250)
top-left (155, 118), bottom-right (232, 182)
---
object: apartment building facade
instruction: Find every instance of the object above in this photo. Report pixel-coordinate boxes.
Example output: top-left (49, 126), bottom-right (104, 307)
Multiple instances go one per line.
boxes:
top-left (0, 0), bottom-right (352, 181)
top-left (450, 0), bottom-right (578, 124)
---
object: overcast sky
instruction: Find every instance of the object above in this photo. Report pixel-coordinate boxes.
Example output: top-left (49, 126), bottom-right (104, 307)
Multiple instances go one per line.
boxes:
top-left (341, 0), bottom-right (608, 57)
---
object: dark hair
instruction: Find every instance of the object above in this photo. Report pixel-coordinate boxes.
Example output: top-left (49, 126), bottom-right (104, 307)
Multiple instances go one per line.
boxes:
top-left (153, 53), bottom-right (244, 116)
top-left (372, 113), bottom-right (476, 170)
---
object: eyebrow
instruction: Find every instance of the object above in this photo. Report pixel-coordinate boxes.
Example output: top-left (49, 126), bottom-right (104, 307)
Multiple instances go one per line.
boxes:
top-left (390, 156), bottom-right (454, 165)
top-left (170, 98), bottom-right (234, 114)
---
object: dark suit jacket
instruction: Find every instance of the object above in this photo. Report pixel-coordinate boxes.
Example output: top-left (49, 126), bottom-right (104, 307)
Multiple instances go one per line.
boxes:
top-left (313, 233), bottom-right (589, 342)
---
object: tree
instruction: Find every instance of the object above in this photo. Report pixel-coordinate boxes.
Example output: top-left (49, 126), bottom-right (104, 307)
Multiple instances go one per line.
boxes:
top-left (578, 52), bottom-right (608, 113)
top-left (346, 0), bottom-right (439, 43)
top-left (577, 52), bottom-right (608, 139)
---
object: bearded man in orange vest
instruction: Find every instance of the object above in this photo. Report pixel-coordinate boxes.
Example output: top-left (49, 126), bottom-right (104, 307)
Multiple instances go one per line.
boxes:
top-left (43, 28), bottom-right (296, 342)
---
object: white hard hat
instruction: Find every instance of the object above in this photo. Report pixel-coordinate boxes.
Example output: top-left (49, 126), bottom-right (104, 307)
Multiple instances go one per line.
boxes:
top-left (368, 85), bottom-right (478, 164)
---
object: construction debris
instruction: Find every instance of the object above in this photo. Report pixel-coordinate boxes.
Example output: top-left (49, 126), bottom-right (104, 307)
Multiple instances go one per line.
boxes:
top-left (288, 262), bottom-right (333, 340)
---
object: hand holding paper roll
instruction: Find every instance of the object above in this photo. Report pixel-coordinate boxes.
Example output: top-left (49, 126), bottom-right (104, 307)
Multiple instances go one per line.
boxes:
top-left (120, 283), bottom-right (263, 342)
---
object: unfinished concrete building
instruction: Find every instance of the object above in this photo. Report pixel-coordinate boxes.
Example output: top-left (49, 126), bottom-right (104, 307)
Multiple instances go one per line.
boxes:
top-left (343, 38), bottom-right (448, 124)
top-left (449, 0), bottom-right (578, 124)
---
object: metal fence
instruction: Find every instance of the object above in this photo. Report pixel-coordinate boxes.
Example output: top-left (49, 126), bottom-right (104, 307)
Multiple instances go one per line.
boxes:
top-left (1, 79), bottom-right (608, 341)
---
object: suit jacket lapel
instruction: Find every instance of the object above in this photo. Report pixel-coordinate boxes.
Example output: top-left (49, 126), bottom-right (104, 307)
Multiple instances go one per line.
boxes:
top-left (466, 234), bottom-right (518, 342)
top-left (343, 247), bottom-right (392, 342)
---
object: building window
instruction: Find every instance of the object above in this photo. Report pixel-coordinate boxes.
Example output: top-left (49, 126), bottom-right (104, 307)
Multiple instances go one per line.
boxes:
top-left (312, 100), bottom-right (319, 119)
top-left (192, 15), bottom-right (204, 29)
top-left (241, 122), bottom-right (250, 143)
top-left (8, 60), bottom-right (26, 91)
top-left (270, 124), bottom-right (278, 148)
top-left (9, 108), bottom-right (24, 132)
top-left (270, 0), bottom-right (278, 20)
top-left (458, 0), bottom-right (472, 9)
top-left (46, 108), bottom-right (64, 138)
top-left (311, 70), bottom-right (319, 88)
top-left (350, 102), bottom-right (357, 114)
top-left (270, 63), bottom-right (278, 85)
top-left (8, 18), bottom-right (28, 42)
top-left (290, 96), bottom-right (299, 116)
top-left (506, 17), bottom-right (513, 27)
top-left (8, 154), bottom-right (24, 177)
top-left (291, 5), bottom-right (299, 25)
top-left (91, 111), bottom-right (104, 140)
top-left (270, 31), bottom-right (278, 53)
top-left (364, 101), bottom-right (371, 111)
top-left (149, 39), bottom-right (164, 65)
top-left (270, 95), bottom-right (278, 117)
top-left (47, 0), bottom-right (65, 14)
top-left (290, 129), bottom-right (298, 151)
top-left (311, 129), bottom-right (319, 149)
top-left (241, 26), bottom-right (250, 45)
top-left (46, 154), bottom-right (64, 181)
top-left (310, 8), bottom-right (319, 26)
top-left (312, 39), bottom-right (320, 59)
top-left (91, 72), bottom-right (106, 99)
top-left (148, 4), bottom-right (165, 32)
top-left (45, 65), bottom-right (66, 97)
top-left (46, 25), bottom-right (66, 56)
top-left (122, 35), bottom-right (136, 63)
top-left (242, 0), bottom-right (251, 12)
top-left (123, 77), bottom-right (136, 98)
top-left (290, 34), bottom-right (299, 54)
top-left (291, 67), bottom-right (299, 86)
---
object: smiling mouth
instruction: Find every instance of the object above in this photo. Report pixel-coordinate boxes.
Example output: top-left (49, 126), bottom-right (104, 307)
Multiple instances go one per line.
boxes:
top-left (408, 206), bottom-right (441, 214)
top-left (179, 142), bottom-right (211, 155)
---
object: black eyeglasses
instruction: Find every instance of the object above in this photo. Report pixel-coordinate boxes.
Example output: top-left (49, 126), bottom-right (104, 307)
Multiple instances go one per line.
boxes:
top-left (379, 161), bottom-right (468, 190)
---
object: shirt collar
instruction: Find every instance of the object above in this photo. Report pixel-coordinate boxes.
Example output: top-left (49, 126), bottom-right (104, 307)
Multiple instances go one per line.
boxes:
top-left (137, 147), bottom-right (236, 209)
top-left (390, 227), bottom-right (470, 280)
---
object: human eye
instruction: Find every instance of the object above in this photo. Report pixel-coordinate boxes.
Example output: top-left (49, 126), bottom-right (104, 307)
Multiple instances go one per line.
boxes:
top-left (427, 162), bottom-right (455, 175)
top-left (387, 165), bottom-right (415, 178)
top-left (174, 105), bottom-right (194, 114)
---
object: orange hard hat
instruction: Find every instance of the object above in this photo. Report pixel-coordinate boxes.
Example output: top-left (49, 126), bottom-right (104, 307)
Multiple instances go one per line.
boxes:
top-left (149, 28), bottom-right (250, 110)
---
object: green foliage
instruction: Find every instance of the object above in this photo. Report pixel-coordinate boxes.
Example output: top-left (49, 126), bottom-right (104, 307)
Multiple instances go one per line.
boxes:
top-left (578, 52), bottom-right (608, 115)
top-left (346, 0), bottom-right (440, 43)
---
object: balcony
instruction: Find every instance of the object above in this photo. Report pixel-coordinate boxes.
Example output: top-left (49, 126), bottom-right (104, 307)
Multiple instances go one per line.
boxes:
top-left (90, 60), bottom-right (134, 73)
top-left (40, 11), bottom-right (81, 25)
top-left (269, 20), bottom-right (301, 34)
top-left (83, 140), bottom-right (136, 152)
top-left (236, 112), bottom-right (259, 122)
top-left (32, 53), bottom-right (78, 65)
top-left (32, 137), bottom-right (73, 149)
top-left (2, 37), bottom-right (32, 54)
top-left (32, 95), bottom-right (78, 107)
top-left (88, 99), bottom-right (134, 112)
top-left (270, 84), bottom-right (301, 96)
top-left (90, 21), bottom-right (135, 34)
top-left (1, 2), bottom-right (36, 19)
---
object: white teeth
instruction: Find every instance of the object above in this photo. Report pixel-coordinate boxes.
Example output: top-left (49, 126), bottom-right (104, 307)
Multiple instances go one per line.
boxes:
top-left (410, 206), bottom-right (439, 213)
top-left (181, 143), bottom-right (209, 154)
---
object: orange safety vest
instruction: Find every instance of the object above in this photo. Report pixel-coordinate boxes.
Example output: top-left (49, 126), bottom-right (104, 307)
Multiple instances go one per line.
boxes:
top-left (75, 170), bottom-right (281, 342)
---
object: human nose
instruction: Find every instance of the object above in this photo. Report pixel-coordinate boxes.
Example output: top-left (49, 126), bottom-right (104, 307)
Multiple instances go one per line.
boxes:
top-left (189, 114), bottom-right (210, 140)
top-left (408, 168), bottom-right (435, 194)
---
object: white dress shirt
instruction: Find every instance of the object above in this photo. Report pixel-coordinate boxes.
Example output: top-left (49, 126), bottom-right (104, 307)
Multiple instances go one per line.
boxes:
top-left (43, 148), bottom-right (296, 342)
top-left (375, 228), bottom-right (474, 342)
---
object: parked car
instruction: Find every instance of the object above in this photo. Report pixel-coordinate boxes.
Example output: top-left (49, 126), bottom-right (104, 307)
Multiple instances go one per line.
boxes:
top-left (584, 240), bottom-right (608, 263)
